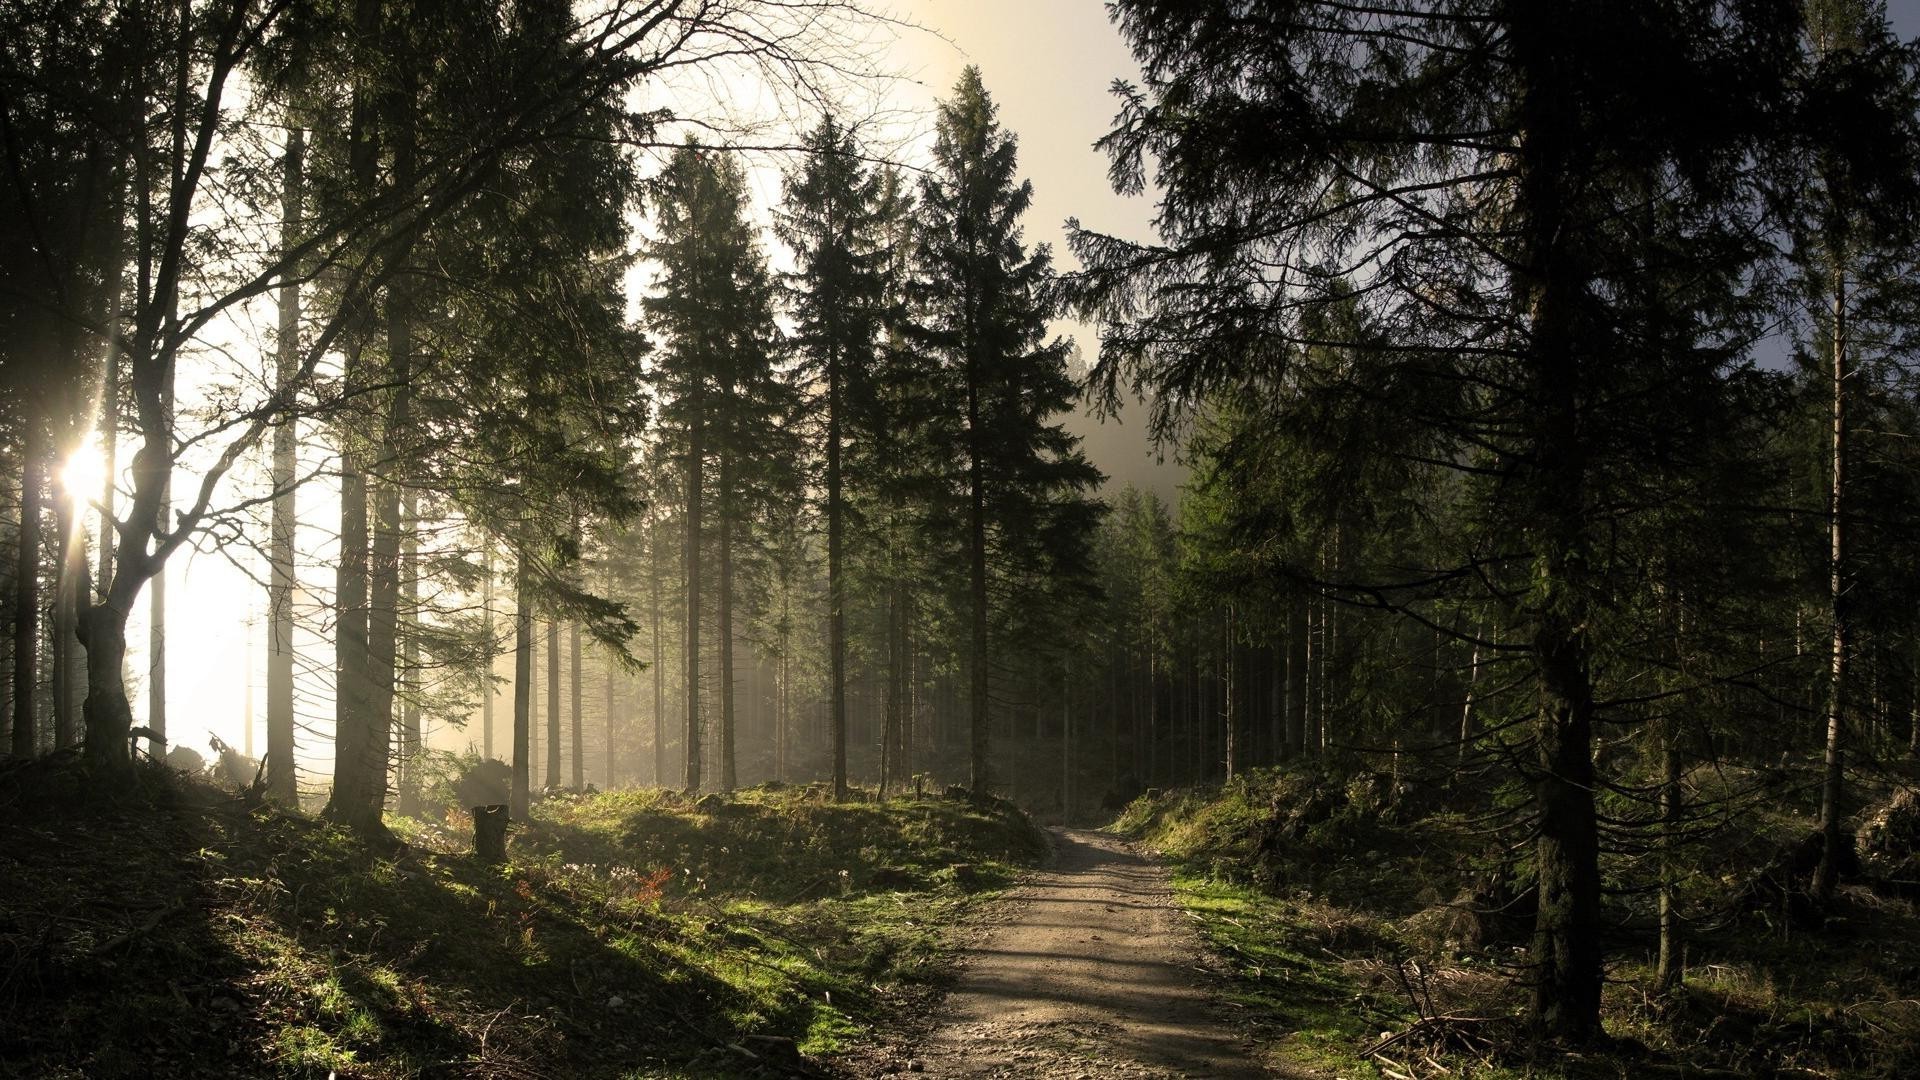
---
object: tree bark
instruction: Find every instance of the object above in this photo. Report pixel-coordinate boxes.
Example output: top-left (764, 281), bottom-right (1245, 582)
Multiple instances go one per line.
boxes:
top-left (546, 616), bottom-right (560, 789)
top-left (718, 449), bottom-right (737, 793)
top-left (12, 425), bottom-right (45, 758)
top-left (150, 371), bottom-right (171, 751)
top-left (570, 618), bottom-right (583, 791)
top-left (397, 489), bottom-right (421, 813)
top-left (650, 522), bottom-right (665, 786)
top-left (511, 548), bottom-right (533, 819)
top-left (266, 121), bottom-right (303, 805)
top-left (53, 466), bottom-right (85, 749)
top-left (481, 547), bottom-right (494, 761)
top-left (1815, 257), bottom-right (1850, 903)
top-left (827, 367), bottom-right (847, 801)
top-left (605, 641), bottom-right (617, 787)
top-left (324, 0), bottom-right (385, 832)
top-left (684, 415), bottom-right (704, 793)
top-left (965, 365), bottom-right (989, 802)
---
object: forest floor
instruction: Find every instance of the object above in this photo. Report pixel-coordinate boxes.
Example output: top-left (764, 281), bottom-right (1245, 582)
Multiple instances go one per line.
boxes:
top-left (833, 828), bottom-right (1280, 1079)
top-left (0, 758), bottom-right (1046, 1079)
top-left (1114, 765), bottom-right (1920, 1080)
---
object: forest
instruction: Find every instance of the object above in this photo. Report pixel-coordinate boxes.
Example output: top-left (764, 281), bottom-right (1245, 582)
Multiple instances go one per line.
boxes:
top-left (7, 1), bottom-right (1920, 1078)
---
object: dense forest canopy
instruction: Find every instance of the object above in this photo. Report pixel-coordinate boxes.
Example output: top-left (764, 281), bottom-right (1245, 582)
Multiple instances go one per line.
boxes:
top-left (7, 0), bottom-right (1920, 1063)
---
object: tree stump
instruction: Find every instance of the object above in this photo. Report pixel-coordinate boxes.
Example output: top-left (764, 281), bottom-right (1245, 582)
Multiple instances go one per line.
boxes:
top-left (472, 805), bottom-right (508, 863)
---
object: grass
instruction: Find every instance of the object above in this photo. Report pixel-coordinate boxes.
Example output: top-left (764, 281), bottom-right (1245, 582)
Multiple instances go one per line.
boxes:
top-left (0, 762), bottom-right (1045, 1079)
top-left (1118, 764), bottom-right (1920, 1080)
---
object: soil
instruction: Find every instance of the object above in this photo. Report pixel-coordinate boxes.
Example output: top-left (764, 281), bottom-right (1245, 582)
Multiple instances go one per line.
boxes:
top-left (843, 828), bottom-right (1287, 1079)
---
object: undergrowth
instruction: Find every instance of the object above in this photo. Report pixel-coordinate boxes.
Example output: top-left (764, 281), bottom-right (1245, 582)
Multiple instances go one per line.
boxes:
top-left (1118, 764), bottom-right (1920, 1079)
top-left (0, 761), bottom-right (1043, 1079)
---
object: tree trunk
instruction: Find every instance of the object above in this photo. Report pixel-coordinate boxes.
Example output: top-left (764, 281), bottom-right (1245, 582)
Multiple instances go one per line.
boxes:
top-left (1458, 636), bottom-right (1483, 766)
top-left (1508, 29), bottom-right (1607, 1036)
top-left (266, 121), bottom-right (303, 805)
top-left (324, 0), bottom-right (384, 831)
top-left (827, 372), bottom-right (847, 801)
top-left (605, 642), bottom-right (617, 787)
top-left (150, 372), bottom-right (170, 751)
top-left (570, 618), bottom-right (583, 791)
top-left (882, 579), bottom-right (906, 797)
top-left (1815, 258), bottom-right (1850, 903)
top-left (53, 468), bottom-right (85, 749)
top-left (650, 524), bottom-right (665, 786)
top-left (1656, 710), bottom-right (1684, 991)
top-left (546, 616), bottom-right (560, 789)
top-left (482, 547), bottom-right (494, 761)
top-left (397, 489), bottom-right (421, 814)
top-left (511, 548), bottom-right (533, 819)
top-left (965, 371), bottom-right (989, 801)
top-left (1223, 605), bottom-right (1240, 779)
top-left (684, 415), bottom-right (704, 793)
top-left (12, 425), bottom-right (45, 758)
top-left (718, 449), bottom-right (737, 793)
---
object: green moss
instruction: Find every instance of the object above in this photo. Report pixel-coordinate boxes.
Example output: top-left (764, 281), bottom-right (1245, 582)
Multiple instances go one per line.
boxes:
top-left (0, 770), bottom-right (1042, 1079)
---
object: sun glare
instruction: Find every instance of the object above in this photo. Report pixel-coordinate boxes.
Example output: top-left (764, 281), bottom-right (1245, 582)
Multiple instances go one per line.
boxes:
top-left (58, 442), bottom-right (108, 507)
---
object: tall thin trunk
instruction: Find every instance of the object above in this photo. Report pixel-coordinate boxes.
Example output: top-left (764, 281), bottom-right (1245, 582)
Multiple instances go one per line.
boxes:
top-left (827, 370), bottom-right (847, 801)
top-left (359, 261), bottom-right (409, 827)
top-left (965, 370), bottom-right (989, 801)
top-left (12, 426), bottom-right (45, 758)
top-left (1223, 605), bottom-right (1240, 779)
top-left (1815, 256), bottom-right (1850, 902)
top-left (150, 370), bottom-right (171, 750)
top-left (650, 526), bottom-right (665, 786)
top-left (605, 643), bottom-right (617, 787)
top-left (397, 489), bottom-right (420, 812)
top-left (1061, 680), bottom-right (1072, 818)
top-left (53, 469), bottom-right (84, 749)
top-left (266, 121), bottom-right (302, 805)
top-left (1656, 710), bottom-right (1684, 990)
top-left (546, 616), bottom-right (560, 789)
top-left (684, 416), bottom-right (704, 793)
top-left (325, 0), bottom-right (384, 831)
top-left (1459, 632), bottom-right (1484, 766)
top-left (718, 449), bottom-right (737, 793)
top-left (482, 547), bottom-right (494, 760)
top-left (570, 618), bottom-right (583, 791)
top-left (511, 549), bottom-right (532, 819)
top-left (882, 579), bottom-right (905, 797)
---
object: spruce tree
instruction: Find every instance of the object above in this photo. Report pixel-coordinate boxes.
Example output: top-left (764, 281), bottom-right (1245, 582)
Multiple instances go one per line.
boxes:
top-left (777, 115), bottom-right (890, 800)
top-left (915, 67), bottom-right (1102, 802)
top-left (645, 144), bottom-right (783, 793)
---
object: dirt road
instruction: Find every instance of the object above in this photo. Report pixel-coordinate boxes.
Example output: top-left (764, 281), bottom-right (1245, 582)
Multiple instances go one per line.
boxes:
top-left (851, 828), bottom-right (1279, 1079)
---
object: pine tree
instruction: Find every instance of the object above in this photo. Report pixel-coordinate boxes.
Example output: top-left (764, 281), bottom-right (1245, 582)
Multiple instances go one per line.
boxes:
top-left (777, 115), bottom-right (891, 800)
top-left (915, 67), bottom-right (1102, 802)
top-left (645, 144), bottom-right (785, 794)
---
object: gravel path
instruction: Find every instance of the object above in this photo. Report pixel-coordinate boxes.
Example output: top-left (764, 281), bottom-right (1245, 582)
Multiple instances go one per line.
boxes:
top-left (850, 828), bottom-right (1284, 1079)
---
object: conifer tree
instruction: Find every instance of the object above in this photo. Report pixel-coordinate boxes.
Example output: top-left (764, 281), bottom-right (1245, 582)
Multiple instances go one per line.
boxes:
top-left (915, 67), bottom-right (1102, 801)
top-left (777, 115), bottom-right (890, 800)
top-left (645, 144), bottom-right (783, 793)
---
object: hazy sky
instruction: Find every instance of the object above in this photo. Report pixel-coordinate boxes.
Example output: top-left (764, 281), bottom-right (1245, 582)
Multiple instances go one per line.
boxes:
top-left (892, 0), bottom-right (1188, 503)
